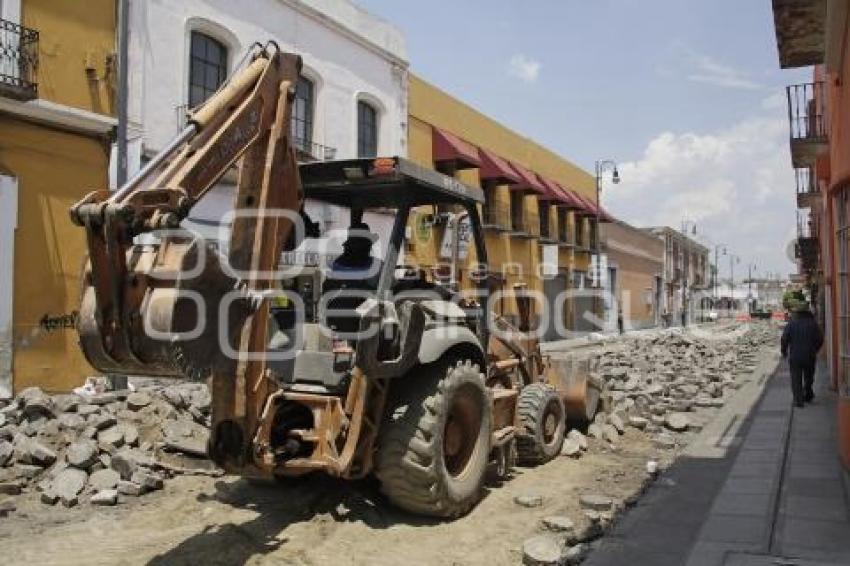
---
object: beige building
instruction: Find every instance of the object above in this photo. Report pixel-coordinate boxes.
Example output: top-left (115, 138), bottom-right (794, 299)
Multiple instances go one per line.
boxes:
top-left (602, 220), bottom-right (664, 330)
top-left (645, 227), bottom-right (710, 325)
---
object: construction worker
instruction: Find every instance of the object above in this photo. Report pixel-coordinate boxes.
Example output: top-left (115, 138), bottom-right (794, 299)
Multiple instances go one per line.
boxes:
top-left (780, 301), bottom-right (823, 407)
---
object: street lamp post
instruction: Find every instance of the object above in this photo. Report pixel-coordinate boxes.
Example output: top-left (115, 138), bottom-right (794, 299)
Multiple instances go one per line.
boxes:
top-left (594, 159), bottom-right (619, 328)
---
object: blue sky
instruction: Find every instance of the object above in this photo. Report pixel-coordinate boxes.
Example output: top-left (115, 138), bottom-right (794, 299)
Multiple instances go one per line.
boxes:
top-left (357, 0), bottom-right (813, 277)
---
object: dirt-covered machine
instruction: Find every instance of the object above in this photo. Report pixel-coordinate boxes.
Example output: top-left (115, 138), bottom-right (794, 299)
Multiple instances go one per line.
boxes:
top-left (68, 43), bottom-right (603, 517)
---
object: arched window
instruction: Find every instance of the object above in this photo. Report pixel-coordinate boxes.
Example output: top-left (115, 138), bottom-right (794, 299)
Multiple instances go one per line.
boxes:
top-left (188, 31), bottom-right (227, 107)
top-left (357, 100), bottom-right (378, 158)
top-left (291, 75), bottom-right (315, 152)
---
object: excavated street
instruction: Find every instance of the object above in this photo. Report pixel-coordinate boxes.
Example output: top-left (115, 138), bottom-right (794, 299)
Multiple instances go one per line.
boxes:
top-left (0, 322), bottom-right (780, 565)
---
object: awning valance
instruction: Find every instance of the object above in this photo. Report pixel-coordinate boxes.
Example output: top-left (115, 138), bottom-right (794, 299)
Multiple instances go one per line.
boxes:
top-left (508, 161), bottom-right (546, 194)
top-left (432, 127), bottom-right (480, 170)
top-left (537, 176), bottom-right (572, 206)
top-left (549, 183), bottom-right (584, 210)
top-left (478, 147), bottom-right (520, 185)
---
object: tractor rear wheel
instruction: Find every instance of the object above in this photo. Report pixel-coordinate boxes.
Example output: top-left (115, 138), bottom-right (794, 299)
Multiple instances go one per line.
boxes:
top-left (376, 358), bottom-right (491, 517)
top-left (516, 383), bottom-right (566, 465)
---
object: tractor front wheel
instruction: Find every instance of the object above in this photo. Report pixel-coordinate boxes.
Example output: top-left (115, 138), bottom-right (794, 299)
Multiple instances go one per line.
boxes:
top-left (516, 383), bottom-right (566, 465)
top-left (376, 358), bottom-right (491, 517)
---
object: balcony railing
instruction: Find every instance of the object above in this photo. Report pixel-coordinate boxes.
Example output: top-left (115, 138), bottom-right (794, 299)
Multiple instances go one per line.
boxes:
top-left (795, 167), bottom-right (820, 209)
top-left (787, 82), bottom-right (828, 167)
top-left (0, 18), bottom-right (39, 101)
top-left (294, 137), bottom-right (337, 162)
top-left (797, 211), bottom-right (816, 239)
top-left (482, 201), bottom-right (510, 231)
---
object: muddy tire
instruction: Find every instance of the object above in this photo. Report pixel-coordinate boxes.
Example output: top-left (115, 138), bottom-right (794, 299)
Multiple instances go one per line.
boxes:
top-left (516, 383), bottom-right (566, 465)
top-left (376, 358), bottom-right (491, 517)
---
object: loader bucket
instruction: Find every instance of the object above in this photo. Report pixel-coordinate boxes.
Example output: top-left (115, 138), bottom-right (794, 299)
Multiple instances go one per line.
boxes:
top-left (543, 358), bottom-right (603, 424)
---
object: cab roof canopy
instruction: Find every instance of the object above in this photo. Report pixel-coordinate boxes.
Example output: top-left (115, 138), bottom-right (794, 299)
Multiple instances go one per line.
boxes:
top-left (299, 157), bottom-right (485, 209)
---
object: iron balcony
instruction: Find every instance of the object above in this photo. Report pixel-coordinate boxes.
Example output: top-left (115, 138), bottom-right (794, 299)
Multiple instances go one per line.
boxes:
top-left (0, 18), bottom-right (39, 101)
top-left (786, 81), bottom-right (828, 168)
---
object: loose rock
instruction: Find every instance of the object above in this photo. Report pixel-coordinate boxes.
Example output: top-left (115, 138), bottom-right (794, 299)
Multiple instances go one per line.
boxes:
top-left (514, 494), bottom-right (543, 508)
top-left (541, 515), bottom-right (575, 533)
top-left (53, 468), bottom-right (88, 507)
top-left (665, 413), bottom-right (690, 432)
top-left (579, 494), bottom-right (613, 512)
top-left (561, 437), bottom-right (581, 458)
top-left (91, 489), bottom-right (119, 506)
top-left (126, 392), bottom-right (152, 411)
top-left (88, 468), bottom-right (120, 491)
top-left (67, 439), bottom-right (98, 469)
top-left (522, 535), bottom-right (563, 566)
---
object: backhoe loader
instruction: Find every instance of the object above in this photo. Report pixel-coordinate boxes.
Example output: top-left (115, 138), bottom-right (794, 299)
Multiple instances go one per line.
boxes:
top-left (69, 43), bottom-right (603, 516)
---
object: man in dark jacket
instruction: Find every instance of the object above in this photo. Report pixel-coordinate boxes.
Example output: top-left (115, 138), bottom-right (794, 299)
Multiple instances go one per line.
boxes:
top-left (780, 303), bottom-right (824, 407)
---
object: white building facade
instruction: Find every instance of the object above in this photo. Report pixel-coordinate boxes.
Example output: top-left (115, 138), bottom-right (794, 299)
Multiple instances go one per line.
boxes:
top-left (121, 0), bottom-right (408, 247)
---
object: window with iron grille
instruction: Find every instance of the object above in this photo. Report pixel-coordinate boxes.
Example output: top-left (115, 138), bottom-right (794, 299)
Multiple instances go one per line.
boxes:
top-left (188, 32), bottom-right (227, 107)
top-left (291, 76), bottom-right (314, 150)
top-left (357, 100), bottom-right (378, 158)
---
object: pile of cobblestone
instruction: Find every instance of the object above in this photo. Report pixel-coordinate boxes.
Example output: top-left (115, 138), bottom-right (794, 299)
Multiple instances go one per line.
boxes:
top-left (0, 382), bottom-right (217, 511)
top-left (524, 324), bottom-right (778, 565)
top-left (588, 323), bottom-right (777, 450)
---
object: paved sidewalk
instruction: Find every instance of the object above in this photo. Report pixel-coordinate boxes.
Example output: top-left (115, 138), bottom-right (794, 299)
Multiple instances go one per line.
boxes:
top-left (586, 357), bottom-right (850, 566)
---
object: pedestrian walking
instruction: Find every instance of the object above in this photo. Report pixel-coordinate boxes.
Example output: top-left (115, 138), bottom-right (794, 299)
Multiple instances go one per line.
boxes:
top-left (780, 302), bottom-right (823, 407)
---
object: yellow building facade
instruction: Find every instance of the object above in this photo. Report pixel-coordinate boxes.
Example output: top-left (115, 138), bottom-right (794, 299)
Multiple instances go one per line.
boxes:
top-left (405, 75), bottom-right (599, 331)
top-left (0, 0), bottom-right (116, 394)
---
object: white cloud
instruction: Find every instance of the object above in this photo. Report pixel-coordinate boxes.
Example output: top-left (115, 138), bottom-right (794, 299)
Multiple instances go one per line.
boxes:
top-left (605, 112), bottom-right (799, 276)
top-left (508, 54), bottom-right (541, 83)
top-left (760, 91), bottom-right (786, 110)
top-left (687, 54), bottom-right (761, 90)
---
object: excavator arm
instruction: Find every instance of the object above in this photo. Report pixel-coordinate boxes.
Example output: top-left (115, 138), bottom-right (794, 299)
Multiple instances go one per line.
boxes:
top-left (69, 45), bottom-right (303, 474)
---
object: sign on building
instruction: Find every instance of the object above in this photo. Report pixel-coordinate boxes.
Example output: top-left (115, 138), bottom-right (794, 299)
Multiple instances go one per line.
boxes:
top-left (439, 213), bottom-right (471, 260)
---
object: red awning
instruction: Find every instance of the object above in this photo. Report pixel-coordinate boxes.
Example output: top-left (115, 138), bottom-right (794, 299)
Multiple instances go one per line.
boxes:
top-left (432, 127), bottom-right (480, 170)
top-left (552, 184), bottom-right (585, 210)
top-left (508, 162), bottom-right (546, 194)
top-left (573, 192), bottom-right (603, 217)
top-left (478, 148), bottom-right (520, 185)
top-left (537, 176), bottom-right (570, 205)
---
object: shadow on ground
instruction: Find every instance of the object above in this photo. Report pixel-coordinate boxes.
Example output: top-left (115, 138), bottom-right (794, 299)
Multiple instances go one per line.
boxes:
top-left (146, 473), bottom-right (463, 565)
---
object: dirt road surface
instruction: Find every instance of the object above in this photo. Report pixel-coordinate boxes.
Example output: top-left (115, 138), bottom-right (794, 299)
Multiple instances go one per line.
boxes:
top-left (0, 325), bottom-right (779, 565)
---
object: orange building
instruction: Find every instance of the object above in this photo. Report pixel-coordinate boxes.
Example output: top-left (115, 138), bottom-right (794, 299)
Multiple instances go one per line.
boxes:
top-left (772, 0), bottom-right (850, 468)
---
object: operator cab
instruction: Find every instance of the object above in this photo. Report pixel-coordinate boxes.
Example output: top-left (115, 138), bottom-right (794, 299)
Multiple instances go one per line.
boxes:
top-left (271, 157), bottom-right (490, 393)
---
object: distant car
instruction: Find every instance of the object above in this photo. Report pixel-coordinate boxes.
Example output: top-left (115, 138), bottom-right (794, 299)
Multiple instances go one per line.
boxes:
top-left (707, 311), bottom-right (719, 321)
